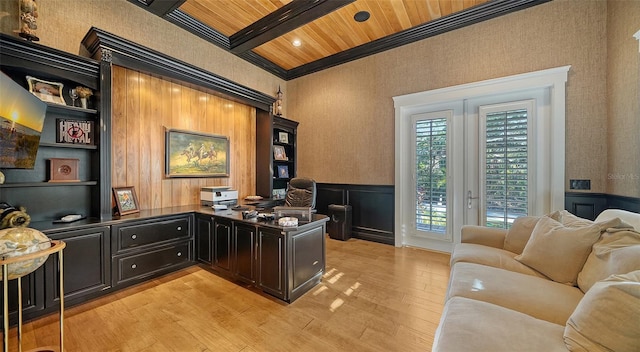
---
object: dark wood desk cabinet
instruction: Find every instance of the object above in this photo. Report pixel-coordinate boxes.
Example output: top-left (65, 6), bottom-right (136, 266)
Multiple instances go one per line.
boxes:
top-left (2, 209), bottom-right (324, 325)
top-left (45, 226), bottom-right (111, 306)
top-left (196, 211), bottom-right (328, 302)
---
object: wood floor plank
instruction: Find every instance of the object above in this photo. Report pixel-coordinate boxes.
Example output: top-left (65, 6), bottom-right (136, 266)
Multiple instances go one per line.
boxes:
top-left (3, 238), bottom-right (450, 351)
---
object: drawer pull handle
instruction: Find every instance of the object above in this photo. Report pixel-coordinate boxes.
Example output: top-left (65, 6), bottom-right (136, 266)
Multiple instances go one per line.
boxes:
top-left (177, 252), bottom-right (182, 257)
top-left (131, 264), bottom-right (137, 269)
top-left (313, 261), bottom-right (318, 266)
top-left (131, 234), bottom-right (137, 240)
top-left (177, 226), bottom-right (182, 231)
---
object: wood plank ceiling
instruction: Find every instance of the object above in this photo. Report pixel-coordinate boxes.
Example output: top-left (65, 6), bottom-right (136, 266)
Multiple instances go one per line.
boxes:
top-left (129, 0), bottom-right (550, 80)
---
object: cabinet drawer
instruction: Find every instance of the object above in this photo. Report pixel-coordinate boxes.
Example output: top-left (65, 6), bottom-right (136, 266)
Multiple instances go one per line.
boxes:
top-left (114, 242), bottom-right (191, 285)
top-left (114, 216), bottom-right (190, 253)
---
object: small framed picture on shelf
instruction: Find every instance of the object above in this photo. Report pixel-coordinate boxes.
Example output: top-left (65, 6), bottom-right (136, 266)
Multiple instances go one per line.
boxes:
top-left (278, 132), bottom-right (289, 144)
top-left (48, 158), bottom-right (80, 182)
top-left (112, 186), bottom-right (140, 216)
top-left (26, 75), bottom-right (66, 105)
top-left (273, 145), bottom-right (288, 160)
top-left (277, 165), bottom-right (289, 178)
top-left (56, 119), bottom-right (94, 145)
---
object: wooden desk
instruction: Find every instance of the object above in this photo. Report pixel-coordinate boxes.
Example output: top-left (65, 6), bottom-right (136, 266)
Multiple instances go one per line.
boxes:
top-left (196, 208), bottom-right (328, 302)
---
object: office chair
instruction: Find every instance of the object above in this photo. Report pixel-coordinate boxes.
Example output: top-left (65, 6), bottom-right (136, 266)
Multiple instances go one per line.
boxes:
top-left (285, 177), bottom-right (317, 209)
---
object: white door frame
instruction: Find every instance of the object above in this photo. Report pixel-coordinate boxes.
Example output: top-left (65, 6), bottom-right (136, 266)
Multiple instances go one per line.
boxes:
top-left (393, 66), bottom-right (570, 251)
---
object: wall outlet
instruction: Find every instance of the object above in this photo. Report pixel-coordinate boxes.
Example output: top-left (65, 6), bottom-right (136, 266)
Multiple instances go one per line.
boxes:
top-left (570, 179), bottom-right (591, 190)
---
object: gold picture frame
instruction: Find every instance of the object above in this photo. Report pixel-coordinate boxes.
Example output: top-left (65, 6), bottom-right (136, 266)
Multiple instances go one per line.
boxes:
top-left (112, 186), bottom-right (140, 216)
top-left (165, 128), bottom-right (230, 178)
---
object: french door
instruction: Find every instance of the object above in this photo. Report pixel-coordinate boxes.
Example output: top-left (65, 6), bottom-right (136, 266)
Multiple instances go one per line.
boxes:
top-left (394, 66), bottom-right (569, 252)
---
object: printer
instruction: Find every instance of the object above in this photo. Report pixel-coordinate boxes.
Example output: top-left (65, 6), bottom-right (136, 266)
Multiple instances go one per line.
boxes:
top-left (200, 187), bottom-right (238, 207)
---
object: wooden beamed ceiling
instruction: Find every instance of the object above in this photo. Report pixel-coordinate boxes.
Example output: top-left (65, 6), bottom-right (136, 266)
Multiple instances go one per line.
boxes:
top-left (129, 0), bottom-right (551, 80)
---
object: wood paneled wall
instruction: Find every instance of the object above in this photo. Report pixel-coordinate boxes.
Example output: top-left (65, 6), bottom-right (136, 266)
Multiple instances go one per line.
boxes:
top-left (111, 65), bottom-right (256, 210)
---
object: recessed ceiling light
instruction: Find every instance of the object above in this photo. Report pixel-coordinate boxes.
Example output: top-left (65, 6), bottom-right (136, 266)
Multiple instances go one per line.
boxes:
top-left (292, 39), bottom-right (302, 47)
top-left (354, 11), bottom-right (370, 22)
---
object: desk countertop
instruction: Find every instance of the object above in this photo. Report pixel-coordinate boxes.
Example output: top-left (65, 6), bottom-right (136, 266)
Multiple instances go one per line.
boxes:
top-left (31, 204), bottom-right (327, 234)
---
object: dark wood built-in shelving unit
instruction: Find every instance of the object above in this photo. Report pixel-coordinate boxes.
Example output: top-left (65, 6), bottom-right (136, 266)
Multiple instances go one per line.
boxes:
top-left (256, 113), bottom-right (298, 200)
top-left (0, 33), bottom-right (109, 222)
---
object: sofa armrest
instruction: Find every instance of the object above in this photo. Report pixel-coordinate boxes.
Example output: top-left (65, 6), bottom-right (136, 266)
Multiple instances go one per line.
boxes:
top-left (460, 225), bottom-right (508, 249)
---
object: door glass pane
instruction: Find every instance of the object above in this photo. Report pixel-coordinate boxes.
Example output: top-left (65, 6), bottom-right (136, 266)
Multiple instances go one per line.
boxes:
top-left (484, 109), bottom-right (528, 228)
top-left (415, 118), bottom-right (447, 233)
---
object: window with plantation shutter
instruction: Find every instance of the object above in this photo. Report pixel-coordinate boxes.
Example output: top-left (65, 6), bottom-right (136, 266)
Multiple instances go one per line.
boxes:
top-left (412, 110), bottom-right (451, 238)
top-left (396, 66), bottom-right (569, 251)
top-left (480, 102), bottom-right (533, 229)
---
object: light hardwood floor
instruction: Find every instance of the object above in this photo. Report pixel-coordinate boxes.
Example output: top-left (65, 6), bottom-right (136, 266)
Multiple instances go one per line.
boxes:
top-left (6, 237), bottom-right (451, 351)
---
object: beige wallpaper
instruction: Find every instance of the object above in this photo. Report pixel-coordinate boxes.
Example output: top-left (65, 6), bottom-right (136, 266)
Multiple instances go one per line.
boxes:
top-left (0, 0), bottom-right (637, 197)
top-left (289, 0), bottom-right (614, 191)
top-left (606, 0), bottom-right (640, 197)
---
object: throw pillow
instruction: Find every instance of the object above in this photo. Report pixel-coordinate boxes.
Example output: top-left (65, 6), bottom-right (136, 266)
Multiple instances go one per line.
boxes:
top-left (503, 216), bottom-right (542, 254)
top-left (564, 270), bottom-right (640, 352)
top-left (558, 210), bottom-right (594, 228)
top-left (503, 211), bottom-right (561, 254)
top-left (577, 228), bottom-right (640, 293)
top-left (515, 216), bottom-right (602, 285)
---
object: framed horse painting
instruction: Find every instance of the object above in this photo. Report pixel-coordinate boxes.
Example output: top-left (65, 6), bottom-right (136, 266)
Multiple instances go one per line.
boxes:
top-left (165, 128), bottom-right (230, 177)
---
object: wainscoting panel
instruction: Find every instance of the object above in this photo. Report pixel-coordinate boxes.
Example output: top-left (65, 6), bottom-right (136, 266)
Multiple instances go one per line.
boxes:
top-left (316, 190), bottom-right (638, 244)
top-left (317, 184), bottom-right (394, 245)
top-left (565, 192), bottom-right (640, 220)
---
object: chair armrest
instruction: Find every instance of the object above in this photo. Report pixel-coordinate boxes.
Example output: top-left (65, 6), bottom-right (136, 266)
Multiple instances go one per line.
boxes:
top-left (460, 225), bottom-right (508, 249)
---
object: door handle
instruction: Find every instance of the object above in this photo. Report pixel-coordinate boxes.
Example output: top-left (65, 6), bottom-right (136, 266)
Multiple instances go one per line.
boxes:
top-left (467, 190), bottom-right (479, 209)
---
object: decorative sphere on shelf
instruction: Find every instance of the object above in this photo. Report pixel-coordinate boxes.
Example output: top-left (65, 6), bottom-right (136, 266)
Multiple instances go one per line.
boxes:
top-left (0, 227), bottom-right (51, 280)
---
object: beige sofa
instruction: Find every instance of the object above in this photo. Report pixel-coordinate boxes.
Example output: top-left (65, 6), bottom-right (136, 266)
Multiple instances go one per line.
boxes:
top-left (433, 209), bottom-right (640, 352)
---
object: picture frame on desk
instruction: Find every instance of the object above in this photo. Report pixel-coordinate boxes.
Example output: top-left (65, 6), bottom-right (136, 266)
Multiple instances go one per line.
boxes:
top-left (112, 186), bottom-right (140, 216)
top-left (277, 165), bottom-right (289, 178)
top-left (273, 145), bottom-right (287, 160)
top-left (273, 188), bottom-right (286, 199)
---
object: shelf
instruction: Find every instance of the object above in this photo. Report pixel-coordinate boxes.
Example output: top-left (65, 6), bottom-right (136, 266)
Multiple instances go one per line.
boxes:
top-left (39, 142), bottom-right (98, 150)
top-left (0, 181), bottom-right (98, 188)
top-left (46, 102), bottom-right (98, 116)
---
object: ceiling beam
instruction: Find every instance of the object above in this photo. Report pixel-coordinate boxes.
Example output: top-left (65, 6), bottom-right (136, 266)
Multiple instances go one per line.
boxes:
top-left (228, 0), bottom-right (354, 54)
top-left (127, 0), bottom-right (186, 16)
top-left (285, 0), bottom-right (551, 79)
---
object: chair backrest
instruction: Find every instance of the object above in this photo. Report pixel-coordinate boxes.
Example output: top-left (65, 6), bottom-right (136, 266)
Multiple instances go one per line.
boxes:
top-left (285, 177), bottom-right (316, 209)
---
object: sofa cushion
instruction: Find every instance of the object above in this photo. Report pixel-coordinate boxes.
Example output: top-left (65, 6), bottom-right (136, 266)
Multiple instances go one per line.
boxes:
top-left (577, 228), bottom-right (640, 293)
top-left (433, 297), bottom-right (567, 352)
top-left (447, 262), bottom-right (584, 325)
top-left (564, 271), bottom-right (640, 352)
top-left (451, 243), bottom-right (546, 278)
top-left (515, 216), bottom-right (602, 285)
